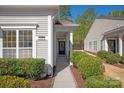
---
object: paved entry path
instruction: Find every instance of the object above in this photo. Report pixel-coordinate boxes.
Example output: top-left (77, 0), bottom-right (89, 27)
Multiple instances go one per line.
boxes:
top-left (103, 63), bottom-right (124, 87)
top-left (53, 56), bottom-right (76, 88)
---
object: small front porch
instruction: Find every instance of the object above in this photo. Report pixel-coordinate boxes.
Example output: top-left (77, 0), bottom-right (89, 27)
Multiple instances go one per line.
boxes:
top-left (53, 22), bottom-right (78, 67)
top-left (104, 26), bottom-right (124, 56)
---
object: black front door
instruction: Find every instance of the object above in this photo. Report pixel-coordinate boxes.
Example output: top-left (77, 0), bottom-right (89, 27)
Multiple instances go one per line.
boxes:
top-left (59, 41), bottom-right (65, 55)
top-left (108, 40), bottom-right (116, 53)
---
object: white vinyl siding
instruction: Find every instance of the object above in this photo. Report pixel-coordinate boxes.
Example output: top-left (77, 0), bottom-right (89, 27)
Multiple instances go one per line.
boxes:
top-left (84, 18), bottom-right (124, 53)
top-left (89, 42), bottom-right (92, 50)
top-left (0, 16), bottom-right (48, 62)
top-left (36, 40), bottom-right (48, 63)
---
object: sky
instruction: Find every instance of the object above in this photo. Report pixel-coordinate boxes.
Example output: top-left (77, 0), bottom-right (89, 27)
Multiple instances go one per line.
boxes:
top-left (71, 5), bottom-right (124, 22)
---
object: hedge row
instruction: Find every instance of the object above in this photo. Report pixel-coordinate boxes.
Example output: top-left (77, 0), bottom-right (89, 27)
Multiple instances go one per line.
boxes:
top-left (85, 75), bottom-right (121, 88)
top-left (70, 51), bottom-right (121, 88)
top-left (0, 76), bottom-right (30, 88)
top-left (70, 51), bottom-right (89, 67)
top-left (97, 50), bottom-right (123, 64)
top-left (0, 58), bottom-right (45, 79)
top-left (70, 51), bottom-right (105, 78)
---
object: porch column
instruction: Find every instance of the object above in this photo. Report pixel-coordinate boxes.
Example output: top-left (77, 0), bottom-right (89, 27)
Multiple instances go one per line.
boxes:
top-left (119, 34), bottom-right (123, 56)
top-left (104, 37), bottom-right (108, 51)
top-left (53, 30), bottom-right (56, 66)
top-left (48, 15), bottom-right (53, 67)
top-left (66, 32), bottom-right (70, 59)
top-left (0, 29), bottom-right (2, 58)
top-left (70, 32), bottom-right (73, 53)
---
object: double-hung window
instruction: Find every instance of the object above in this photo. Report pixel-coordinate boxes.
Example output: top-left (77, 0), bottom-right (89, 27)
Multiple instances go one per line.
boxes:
top-left (93, 41), bottom-right (97, 51)
top-left (2, 28), bottom-right (33, 58)
top-left (19, 30), bottom-right (32, 58)
top-left (3, 30), bottom-right (16, 58)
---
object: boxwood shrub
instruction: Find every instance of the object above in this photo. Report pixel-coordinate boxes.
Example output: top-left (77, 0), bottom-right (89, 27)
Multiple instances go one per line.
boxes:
top-left (70, 51), bottom-right (82, 62)
top-left (0, 75), bottom-right (30, 88)
top-left (85, 75), bottom-right (121, 88)
top-left (120, 56), bottom-right (124, 64)
top-left (97, 50), bottom-right (113, 59)
top-left (70, 51), bottom-right (89, 67)
top-left (0, 58), bottom-right (45, 79)
top-left (106, 54), bottom-right (120, 64)
top-left (77, 56), bottom-right (105, 79)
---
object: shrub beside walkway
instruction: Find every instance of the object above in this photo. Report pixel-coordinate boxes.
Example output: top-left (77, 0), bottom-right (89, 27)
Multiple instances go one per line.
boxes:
top-left (82, 50), bottom-right (124, 87)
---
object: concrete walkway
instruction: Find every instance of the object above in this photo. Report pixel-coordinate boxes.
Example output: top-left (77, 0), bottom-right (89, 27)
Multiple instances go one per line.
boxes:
top-left (53, 56), bottom-right (76, 88)
top-left (103, 63), bottom-right (124, 87)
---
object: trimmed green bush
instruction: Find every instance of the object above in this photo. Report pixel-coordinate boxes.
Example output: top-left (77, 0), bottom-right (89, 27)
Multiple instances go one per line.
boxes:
top-left (0, 58), bottom-right (45, 79)
top-left (70, 51), bottom-right (89, 67)
top-left (85, 75), bottom-right (121, 88)
top-left (0, 75), bottom-right (30, 88)
top-left (70, 51), bottom-right (82, 62)
top-left (97, 50), bottom-right (113, 59)
top-left (77, 56), bottom-right (105, 79)
top-left (106, 54), bottom-right (120, 64)
top-left (120, 56), bottom-right (124, 64)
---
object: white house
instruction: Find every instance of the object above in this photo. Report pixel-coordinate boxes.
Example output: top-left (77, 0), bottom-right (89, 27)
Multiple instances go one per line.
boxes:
top-left (0, 5), bottom-right (78, 75)
top-left (84, 16), bottom-right (124, 56)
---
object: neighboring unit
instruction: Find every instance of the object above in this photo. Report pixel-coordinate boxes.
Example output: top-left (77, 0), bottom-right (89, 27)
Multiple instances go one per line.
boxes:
top-left (0, 6), bottom-right (78, 75)
top-left (84, 16), bottom-right (124, 56)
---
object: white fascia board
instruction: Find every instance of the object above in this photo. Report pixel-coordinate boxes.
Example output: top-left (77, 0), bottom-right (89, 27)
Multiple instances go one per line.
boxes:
top-left (1, 26), bottom-right (37, 29)
top-left (48, 15), bottom-right (53, 67)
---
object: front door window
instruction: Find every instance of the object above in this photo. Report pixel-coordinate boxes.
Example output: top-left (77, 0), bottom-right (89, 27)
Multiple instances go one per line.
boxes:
top-left (108, 40), bottom-right (116, 53)
top-left (59, 41), bottom-right (65, 55)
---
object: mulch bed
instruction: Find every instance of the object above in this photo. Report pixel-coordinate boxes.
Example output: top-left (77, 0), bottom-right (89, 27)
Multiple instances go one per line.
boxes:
top-left (113, 63), bottom-right (124, 69)
top-left (27, 77), bottom-right (54, 88)
top-left (70, 65), bottom-right (85, 88)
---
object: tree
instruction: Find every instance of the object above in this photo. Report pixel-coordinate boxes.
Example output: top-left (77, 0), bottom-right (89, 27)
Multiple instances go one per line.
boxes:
top-left (108, 9), bottom-right (124, 17)
top-left (73, 8), bottom-right (96, 49)
top-left (59, 5), bottom-right (72, 22)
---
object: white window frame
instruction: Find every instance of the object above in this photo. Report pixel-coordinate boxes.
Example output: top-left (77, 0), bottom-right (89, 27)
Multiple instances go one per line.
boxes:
top-left (93, 41), bottom-right (97, 51)
top-left (1, 25), bottom-right (37, 58)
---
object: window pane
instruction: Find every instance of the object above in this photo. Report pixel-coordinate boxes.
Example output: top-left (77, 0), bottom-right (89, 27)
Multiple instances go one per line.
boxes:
top-left (3, 49), bottom-right (16, 58)
top-left (19, 30), bottom-right (32, 48)
top-left (19, 49), bottom-right (32, 58)
top-left (3, 30), bottom-right (16, 58)
top-left (3, 30), bottom-right (16, 48)
top-left (19, 30), bottom-right (32, 58)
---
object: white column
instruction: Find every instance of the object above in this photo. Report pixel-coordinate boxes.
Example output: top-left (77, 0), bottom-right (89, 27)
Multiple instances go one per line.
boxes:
top-left (53, 30), bottom-right (56, 66)
top-left (66, 32), bottom-right (70, 59)
top-left (16, 30), bottom-right (19, 58)
top-left (0, 29), bottom-right (3, 58)
top-left (104, 38), bottom-right (108, 51)
top-left (119, 35), bottom-right (123, 56)
top-left (32, 29), bottom-right (36, 58)
top-left (48, 15), bottom-right (53, 67)
top-left (70, 32), bottom-right (73, 52)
